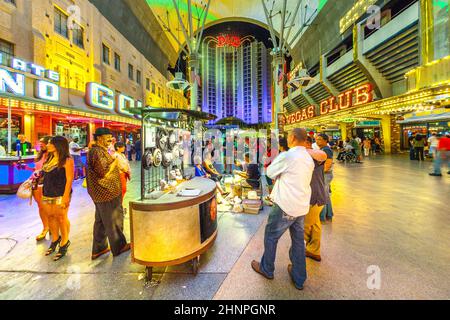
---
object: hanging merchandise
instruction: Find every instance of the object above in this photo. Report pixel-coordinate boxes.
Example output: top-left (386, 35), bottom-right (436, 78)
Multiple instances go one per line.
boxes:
top-left (162, 151), bottom-right (173, 167)
top-left (156, 129), bottom-right (169, 150)
top-left (168, 130), bottom-right (177, 150)
top-left (152, 148), bottom-right (162, 167)
top-left (143, 149), bottom-right (154, 170)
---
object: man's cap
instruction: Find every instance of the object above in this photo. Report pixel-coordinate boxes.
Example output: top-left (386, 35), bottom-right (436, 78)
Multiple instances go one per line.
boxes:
top-left (94, 127), bottom-right (112, 138)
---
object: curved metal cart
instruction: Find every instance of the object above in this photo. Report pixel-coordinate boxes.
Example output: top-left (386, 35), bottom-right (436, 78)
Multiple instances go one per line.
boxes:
top-left (130, 178), bottom-right (218, 281)
top-left (126, 107), bottom-right (218, 282)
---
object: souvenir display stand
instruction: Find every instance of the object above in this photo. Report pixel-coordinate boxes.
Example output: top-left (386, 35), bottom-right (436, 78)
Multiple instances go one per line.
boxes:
top-left (128, 108), bottom-right (218, 281)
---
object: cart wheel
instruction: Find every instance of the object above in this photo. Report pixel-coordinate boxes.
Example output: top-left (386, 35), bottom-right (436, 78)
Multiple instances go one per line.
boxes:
top-left (145, 267), bottom-right (153, 282)
top-left (192, 257), bottom-right (199, 275)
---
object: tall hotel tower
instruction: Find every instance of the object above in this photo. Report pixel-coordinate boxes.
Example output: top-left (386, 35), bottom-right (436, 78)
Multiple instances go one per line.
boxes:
top-left (199, 35), bottom-right (272, 124)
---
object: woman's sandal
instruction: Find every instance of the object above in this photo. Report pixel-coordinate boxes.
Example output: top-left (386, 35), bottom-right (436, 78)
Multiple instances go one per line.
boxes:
top-left (53, 240), bottom-right (71, 261)
top-left (45, 236), bottom-right (61, 256)
top-left (36, 230), bottom-right (49, 241)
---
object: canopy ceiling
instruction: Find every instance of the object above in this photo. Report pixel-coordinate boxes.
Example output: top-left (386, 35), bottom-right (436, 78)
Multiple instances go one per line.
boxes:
top-left (145, 0), bottom-right (328, 54)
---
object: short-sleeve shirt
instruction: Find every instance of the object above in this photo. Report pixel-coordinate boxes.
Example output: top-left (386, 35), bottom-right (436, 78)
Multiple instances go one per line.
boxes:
top-left (86, 144), bottom-right (121, 203)
top-left (321, 146), bottom-right (334, 174)
top-left (69, 142), bottom-right (81, 156)
top-left (310, 160), bottom-right (328, 206)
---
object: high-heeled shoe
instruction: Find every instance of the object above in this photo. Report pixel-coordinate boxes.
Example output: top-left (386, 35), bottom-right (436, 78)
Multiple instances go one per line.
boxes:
top-left (45, 236), bottom-right (61, 256)
top-left (53, 240), bottom-right (71, 261)
top-left (36, 230), bottom-right (49, 241)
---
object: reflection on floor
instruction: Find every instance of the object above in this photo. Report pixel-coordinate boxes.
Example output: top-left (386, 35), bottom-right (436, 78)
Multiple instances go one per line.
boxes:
top-left (0, 155), bottom-right (449, 299)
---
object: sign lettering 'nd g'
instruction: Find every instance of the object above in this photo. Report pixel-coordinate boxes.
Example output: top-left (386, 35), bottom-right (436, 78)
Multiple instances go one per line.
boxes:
top-left (286, 83), bottom-right (374, 125)
top-left (0, 54), bottom-right (142, 117)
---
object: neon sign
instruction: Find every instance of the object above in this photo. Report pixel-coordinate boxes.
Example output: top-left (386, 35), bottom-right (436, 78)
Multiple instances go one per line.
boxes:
top-left (320, 83), bottom-right (373, 115)
top-left (217, 35), bottom-right (241, 48)
top-left (0, 54), bottom-right (60, 102)
top-left (286, 105), bottom-right (315, 125)
top-left (285, 83), bottom-right (374, 124)
top-left (85, 82), bottom-right (142, 116)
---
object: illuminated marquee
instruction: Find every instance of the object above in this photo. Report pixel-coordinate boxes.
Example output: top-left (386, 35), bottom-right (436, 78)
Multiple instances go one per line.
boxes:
top-left (320, 83), bottom-right (373, 115)
top-left (85, 82), bottom-right (142, 116)
top-left (285, 83), bottom-right (374, 124)
top-left (0, 54), bottom-right (60, 102)
top-left (217, 35), bottom-right (241, 48)
top-left (286, 105), bottom-right (315, 125)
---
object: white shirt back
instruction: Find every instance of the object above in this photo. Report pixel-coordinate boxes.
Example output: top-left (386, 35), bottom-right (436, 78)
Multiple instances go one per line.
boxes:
top-left (267, 146), bottom-right (314, 217)
top-left (69, 141), bottom-right (81, 156)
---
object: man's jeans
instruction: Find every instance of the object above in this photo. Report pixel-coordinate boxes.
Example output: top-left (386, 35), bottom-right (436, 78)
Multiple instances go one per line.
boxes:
top-left (320, 172), bottom-right (334, 221)
top-left (260, 205), bottom-right (307, 288)
top-left (433, 151), bottom-right (450, 174)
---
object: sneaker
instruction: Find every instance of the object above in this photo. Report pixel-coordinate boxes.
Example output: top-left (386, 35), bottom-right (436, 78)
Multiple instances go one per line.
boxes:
top-left (429, 173), bottom-right (442, 177)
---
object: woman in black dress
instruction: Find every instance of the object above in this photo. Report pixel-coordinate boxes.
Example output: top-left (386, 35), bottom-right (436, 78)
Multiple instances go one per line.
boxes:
top-left (42, 136), bottom-right (74, 261)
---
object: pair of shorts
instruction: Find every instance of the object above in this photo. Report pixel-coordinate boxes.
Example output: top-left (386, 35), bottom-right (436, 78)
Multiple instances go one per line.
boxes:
top-left (73, 155), bottom-right (84, 169)
top-left (42, 196), bottom-right (64, 205)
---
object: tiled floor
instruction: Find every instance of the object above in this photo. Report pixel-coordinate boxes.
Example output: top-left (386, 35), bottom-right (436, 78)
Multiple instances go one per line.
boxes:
top-left (0, 155), bottom-right (449, 299)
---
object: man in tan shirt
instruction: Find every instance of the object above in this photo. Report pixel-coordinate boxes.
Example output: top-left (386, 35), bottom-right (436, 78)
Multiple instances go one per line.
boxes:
top-left (87, 128), bottom-right (130, 260)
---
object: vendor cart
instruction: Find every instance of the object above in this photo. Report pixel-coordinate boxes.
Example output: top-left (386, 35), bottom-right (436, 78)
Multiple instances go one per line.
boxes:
top-left (128, 107), bottom-right (218, 281)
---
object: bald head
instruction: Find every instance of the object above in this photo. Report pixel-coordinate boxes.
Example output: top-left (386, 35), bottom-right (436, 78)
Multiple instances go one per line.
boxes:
top-left (287, 128), bottom-right (308, 148)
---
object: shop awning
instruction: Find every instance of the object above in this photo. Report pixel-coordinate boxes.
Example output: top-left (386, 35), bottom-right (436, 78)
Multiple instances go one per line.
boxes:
top-left (397, 112), bottom-right (450, 124)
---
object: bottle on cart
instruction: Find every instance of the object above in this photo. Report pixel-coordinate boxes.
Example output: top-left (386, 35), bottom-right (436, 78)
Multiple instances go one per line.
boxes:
top-left (16, 140), bottom-right (22, 157)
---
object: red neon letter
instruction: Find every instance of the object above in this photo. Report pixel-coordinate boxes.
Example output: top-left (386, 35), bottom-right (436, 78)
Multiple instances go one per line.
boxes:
top-left (354, 83), bottom-right (373, 106)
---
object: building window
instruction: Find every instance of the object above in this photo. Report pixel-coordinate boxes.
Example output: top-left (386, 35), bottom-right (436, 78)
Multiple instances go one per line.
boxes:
top-left (102, 44), bottom-right (110, 65)
top-left (0, 39), bottom-right (14, 63)
top-left (158, 86), bottom-right (161, 98)
top-left (151, 82), bottom-right (156, 94)
top-left (128, 64), bottom-right (134, 80)
top-left (54, 8), bottom-right (69, 38)
top-left (114, 53), bottom-right (121, 71)
top-left (136, 70), bottom-right (141, 85)
top-left (146, 78), bottom-right (150, 91)
top-left (72, 26), bottom-right (84, 49)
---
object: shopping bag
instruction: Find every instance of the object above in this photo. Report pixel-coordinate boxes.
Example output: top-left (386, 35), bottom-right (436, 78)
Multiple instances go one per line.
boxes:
top-left (17, 179), bottom-right (33, 200)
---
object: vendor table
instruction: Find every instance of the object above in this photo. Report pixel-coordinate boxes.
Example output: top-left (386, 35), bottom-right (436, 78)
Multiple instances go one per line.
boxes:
top-left (0, 151), bottom-right (87, 194)
top-left (129, 177), bottom-right (218, 281)
top-left (0, 156), bottom-right (35, 194)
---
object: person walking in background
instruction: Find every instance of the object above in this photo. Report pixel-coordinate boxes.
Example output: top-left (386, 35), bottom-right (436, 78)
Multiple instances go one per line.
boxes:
top-left (32, 136), bottom-right (52, 241)
top-left (126, 139), bottom-right (133, 161)
top-left (408, 133), bottom-right (417, 160)
top-left (134, 136), bottom-right (142, 161)
top-left (87, 128), bottom-right (130, 260)
top-left (251, 128), bottom-right (314, 291)
top-left (351, 136), bottom-right (363, 163)
top-left (69, 136), bottom-right (86, 181)
top-left (413, 133), bottom-right (425, 161)
top-left (113, 142), bottom-right (131, 203)
top-left (429, 133), bottom-right (450, 177)
top-left (316, 134), bottom-right (335, 223)
top-left (363, 137), bottom-right (371, 157)
top-left (305, 136), bottom-right (328, 262)
top-left (42, 136), bottom-right (74, 261)
top-left (428, 133), bottom-right (439, 159)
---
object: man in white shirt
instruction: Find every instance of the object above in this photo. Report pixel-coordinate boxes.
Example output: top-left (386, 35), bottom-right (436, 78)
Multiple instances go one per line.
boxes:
top-left (251, 128), bottom-right (314, 290)
top-left (428, 133), bottom-right (439, 158)
top-left (69, 136), bottom-right (85, 180)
